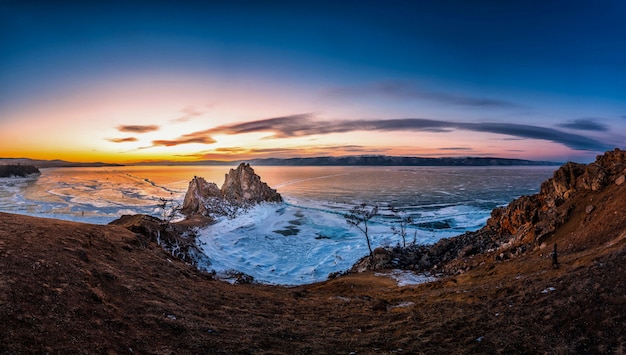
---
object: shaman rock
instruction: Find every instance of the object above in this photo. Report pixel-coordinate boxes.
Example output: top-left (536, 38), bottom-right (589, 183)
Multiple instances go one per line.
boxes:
top-left (181, 177), bottom-right (222, 216)
top-left (221, 163), bottom-right (282, 204)
top-left (181, 163), bottom-right (282, 218)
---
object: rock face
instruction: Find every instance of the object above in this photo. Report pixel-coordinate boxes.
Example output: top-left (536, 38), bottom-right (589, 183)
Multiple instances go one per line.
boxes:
top-left (351, 148), bottom-right (626, 275)
top-left (488, 148), bottom-right (626, 245)
top-left (221, 163), bottom-right (283, 204)
top-left (108, 214), bottom-right (210, 266)
top-left (181, 177), bottom-right (222, 216)
top-left (181, 163), bottom-right (282, 217)
top-left (0, 164), bottom-right (40, 177)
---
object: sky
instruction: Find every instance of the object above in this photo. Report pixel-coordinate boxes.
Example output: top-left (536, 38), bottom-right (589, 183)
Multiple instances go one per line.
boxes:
top-left (1, 0), bottom-right (625, 164)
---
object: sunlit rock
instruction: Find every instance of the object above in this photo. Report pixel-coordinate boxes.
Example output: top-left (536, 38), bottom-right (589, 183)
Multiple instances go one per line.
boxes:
top-left (182, 163), bottom-right (282, 218)
top-left (221, 163), bottom-right (282, 204)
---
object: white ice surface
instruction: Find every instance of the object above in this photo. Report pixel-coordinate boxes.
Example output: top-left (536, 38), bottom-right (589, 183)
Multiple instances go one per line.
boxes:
top-left (197, 202), bottom-right (445, 285)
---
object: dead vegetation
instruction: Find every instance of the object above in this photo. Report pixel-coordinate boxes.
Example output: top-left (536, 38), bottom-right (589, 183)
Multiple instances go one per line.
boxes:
top-left (1, 200), bottom-right (625, 354)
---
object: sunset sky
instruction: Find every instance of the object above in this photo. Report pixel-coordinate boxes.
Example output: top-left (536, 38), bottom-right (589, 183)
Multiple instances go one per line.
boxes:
top-left (1, 1), bottom-right (625, 164)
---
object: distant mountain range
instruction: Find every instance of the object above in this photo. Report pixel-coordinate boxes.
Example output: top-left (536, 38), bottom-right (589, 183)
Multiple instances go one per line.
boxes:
top-left (247, 156), bottom-right (560, 166)
top-left (0, 158), bottom-right (122, 168)
top-left (2, 156), bottom-right (561, 168)
top-left (134, 155), bottom-right (561, 167)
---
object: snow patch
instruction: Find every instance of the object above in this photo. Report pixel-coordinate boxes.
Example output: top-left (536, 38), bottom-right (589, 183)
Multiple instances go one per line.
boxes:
top-left (375, 269), bottom-right (436, 286)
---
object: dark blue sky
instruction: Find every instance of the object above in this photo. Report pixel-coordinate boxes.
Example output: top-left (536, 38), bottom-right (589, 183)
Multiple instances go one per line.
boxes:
top-left (1, 1), bottom-right (625, 162)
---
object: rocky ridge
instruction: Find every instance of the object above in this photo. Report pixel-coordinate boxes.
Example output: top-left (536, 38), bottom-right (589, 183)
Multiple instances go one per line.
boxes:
top-left (181, 163), bottom-right (282, 218)
top-left (352, 148), bottom-right (626, 275)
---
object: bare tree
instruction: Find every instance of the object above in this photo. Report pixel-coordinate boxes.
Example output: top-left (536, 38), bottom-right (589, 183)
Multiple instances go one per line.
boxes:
top-left (389, 205), bottom-right (414, 248)
top-left (345, 203), bottom-right (379, 259)
top-left (157, 197), bottom-right (181, 231)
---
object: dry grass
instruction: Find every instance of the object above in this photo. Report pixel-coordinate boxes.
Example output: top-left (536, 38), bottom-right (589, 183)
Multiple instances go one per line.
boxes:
top-left (1, 192), bottom-right (626, 354)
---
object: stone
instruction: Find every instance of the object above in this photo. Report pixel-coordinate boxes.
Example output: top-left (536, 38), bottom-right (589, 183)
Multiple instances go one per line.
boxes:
top-left (221, 163), bottom-right (282, 204)
top-left (585, 205), bottom-right (595, 214)
top-left (181, 177), bottom-right (222, 216)
top-left (578, 163), bottom-right (607, 191)
top-left (616, 175), bottom-right (625, 186)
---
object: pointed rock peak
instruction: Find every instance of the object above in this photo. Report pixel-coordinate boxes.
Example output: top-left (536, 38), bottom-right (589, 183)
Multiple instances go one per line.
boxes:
top-left (221, 163), bottom-right (282, 204)
top-left (181, 176), bottom-right (221, 216)
top-left (181, 165), bottom-right (282, 218)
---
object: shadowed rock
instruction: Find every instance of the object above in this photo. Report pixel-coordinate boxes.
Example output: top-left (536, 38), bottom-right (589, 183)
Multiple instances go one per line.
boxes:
top-left (181, 177), bottom-right (222, 216)
top-left (221, 163), bottom-right (282, 204)
top-left (0, 164), bottom-right (40, 177)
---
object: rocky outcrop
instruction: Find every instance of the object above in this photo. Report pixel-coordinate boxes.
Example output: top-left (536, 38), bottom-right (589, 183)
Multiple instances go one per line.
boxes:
top-left (109, 214), bottom-right (210, 267)
top-left (181, 163), bottom-right (282, 218)
top-left (0, 164), bottom-right (40, 177)
top-left (351, 148), bottom-right (626, 276)
top-left (488, 148), bottom-right (626, 245)
top-left (221, 163), bottom-right (283, 204)
top-left (181, 177), bottom-right (222, 216)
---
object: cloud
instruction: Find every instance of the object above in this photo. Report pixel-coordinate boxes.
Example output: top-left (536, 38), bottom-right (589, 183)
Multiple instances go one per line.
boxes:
top-left (107, 137), bottom-right (138, 143)
top-left (171, 106), bottom-right (208, 123)
top-left (184, 144), bottom-right (389, 160)
top-left (117, 125), bottom-right (160, 133)
top-left (325, 81), bottom-right (523, 108)
top-left (151, 130), bottom-right (217, 147)
top-left (208, 114), bottom-right (320, 138)
top-left (149, 113), bottom-right (612, 152)
top-left (438, 147), bottom-right (473, 151)
top-left (557, 118), bottom-right (608, 132)
top-left (214, 144), bottom-right (379, 155)
top-left (152, 136), bottom-right (216, 147)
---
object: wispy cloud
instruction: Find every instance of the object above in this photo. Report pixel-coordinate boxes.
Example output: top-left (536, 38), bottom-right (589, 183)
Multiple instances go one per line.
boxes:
top-left (325, 81), bottom-right (523, 108)
top-left (152, 131), bottom-right (216, 147)
top-left (117, 125), bottom-right (160, 133)
top-left (146, 114), bottom-right (612, 152)
top-left (183, 144), bottom-right (390, 160)
top-left (107, 137), bottom-right (138, 143)
top-left (557, 118), bottom-right (608, 132)
top-left (170, 106), bottom-right (208, 123)
top-left (438, 147), bottom-right (473, 151)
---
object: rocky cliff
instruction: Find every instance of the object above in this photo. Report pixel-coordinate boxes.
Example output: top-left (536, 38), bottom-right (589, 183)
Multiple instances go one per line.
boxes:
top-left (487, 148), bottom-right (625, 247)
top-left (181, 163), bottom-right (282, 218)
top-left (352, 148), bottom-right (626, 274)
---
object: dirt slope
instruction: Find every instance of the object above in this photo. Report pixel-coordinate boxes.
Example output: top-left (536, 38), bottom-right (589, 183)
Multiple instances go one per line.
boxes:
top-left (1, 153), bottom-right (626, 353)
top-left (2, 210), bottom-right (625, 353)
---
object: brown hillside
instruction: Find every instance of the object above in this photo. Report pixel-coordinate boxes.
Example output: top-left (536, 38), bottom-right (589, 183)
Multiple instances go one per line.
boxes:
top-left (1, 151), bottom-right (626, 353)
